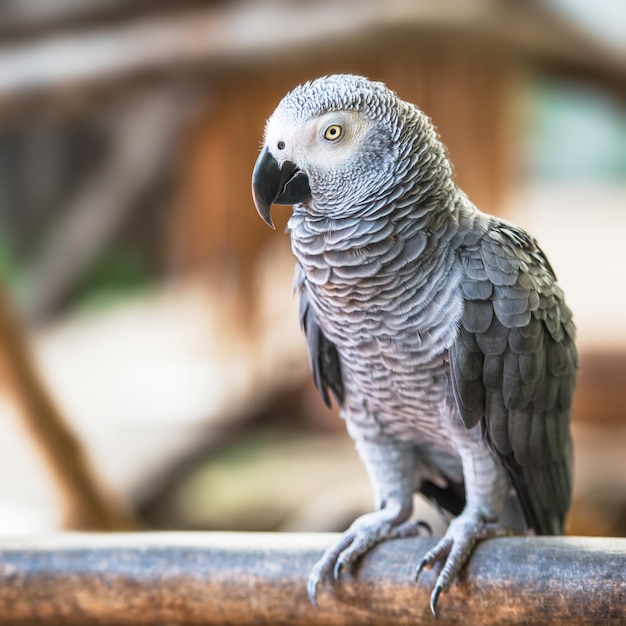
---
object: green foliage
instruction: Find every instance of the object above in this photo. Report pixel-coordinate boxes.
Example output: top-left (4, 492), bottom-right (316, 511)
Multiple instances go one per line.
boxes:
top-left (0, 235), bottom-right (22, 289)
top-left (73, 247), bottom-right (152, 311)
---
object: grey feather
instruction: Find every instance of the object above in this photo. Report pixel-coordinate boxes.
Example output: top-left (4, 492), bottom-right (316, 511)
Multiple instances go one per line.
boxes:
top-left (453, 222), bottom-right (576, 535)
top-left (463, 300), bottom-right (493, 333)
top-left (295, 265), bottom-right (344, 407)
top-left (508, 318), bottom-right (542, 353)
top-left (476, 317), bottom-right (508, 355)
top-left (482, 352), bottom-right (504, 389)
top-left (461, 278), bottom-right (493, 301)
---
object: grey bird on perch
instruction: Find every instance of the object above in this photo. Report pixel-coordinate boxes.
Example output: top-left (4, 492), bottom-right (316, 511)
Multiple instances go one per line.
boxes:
top-left (251, 74), bottom-right (578, 615)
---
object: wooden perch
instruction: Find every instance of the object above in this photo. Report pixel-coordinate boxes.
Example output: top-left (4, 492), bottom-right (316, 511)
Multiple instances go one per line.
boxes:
top-left (0, 532), bottom-right (624, 625)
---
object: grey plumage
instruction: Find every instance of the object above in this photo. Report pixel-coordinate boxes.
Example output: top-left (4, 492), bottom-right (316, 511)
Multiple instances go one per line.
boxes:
top-left (251, 74), bottom-right (577, 614)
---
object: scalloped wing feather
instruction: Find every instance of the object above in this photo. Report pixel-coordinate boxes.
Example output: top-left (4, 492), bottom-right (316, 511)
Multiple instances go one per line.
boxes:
top-left (452, 221), bottom-right (577, 535)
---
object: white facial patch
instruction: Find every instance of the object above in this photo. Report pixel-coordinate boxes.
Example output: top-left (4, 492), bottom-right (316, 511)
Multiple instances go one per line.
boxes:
top-left (264, 108), bottom-right (369, 173)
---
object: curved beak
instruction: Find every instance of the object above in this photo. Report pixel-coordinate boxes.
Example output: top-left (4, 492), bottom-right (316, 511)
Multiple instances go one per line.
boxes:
top-left (251, 147), bottom-right (311, 228)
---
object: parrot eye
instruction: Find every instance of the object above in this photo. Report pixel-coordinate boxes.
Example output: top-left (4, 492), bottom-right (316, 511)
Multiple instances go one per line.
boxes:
top-left (277, 141), bottom-right (285, 150)
top-left (323, 124), bottom-right (343, 141)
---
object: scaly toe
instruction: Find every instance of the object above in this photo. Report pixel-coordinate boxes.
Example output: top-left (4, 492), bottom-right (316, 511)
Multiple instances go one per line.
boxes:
top-left (389, 519), bottom-right (432, 539)
top-left (415, 537), bottom-right (452, 582)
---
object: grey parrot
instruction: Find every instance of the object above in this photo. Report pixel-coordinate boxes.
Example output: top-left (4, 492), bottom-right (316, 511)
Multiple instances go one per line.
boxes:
top-left (251, 74), bottom-right (577, 615)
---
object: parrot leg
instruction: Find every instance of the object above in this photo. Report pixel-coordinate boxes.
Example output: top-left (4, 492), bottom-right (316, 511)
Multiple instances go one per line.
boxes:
top-left (415, 445), bottom-right (511, 616)
top-left (307, 439), bottom-right (423, 607)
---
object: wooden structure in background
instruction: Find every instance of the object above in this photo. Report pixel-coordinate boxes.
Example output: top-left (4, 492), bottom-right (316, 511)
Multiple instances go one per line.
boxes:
top-left (1, 0), bottom-right (622, 315)
top-left (0, 286), bottom-right (137, 531)
top-left (0, 532), bottom-right (624, 625)
top-left (164, 1), bottom-right (624, 305)
top-left (173, 47), bottom-right (517, 301)
top-left (573, 352), bottom-right (626, 426)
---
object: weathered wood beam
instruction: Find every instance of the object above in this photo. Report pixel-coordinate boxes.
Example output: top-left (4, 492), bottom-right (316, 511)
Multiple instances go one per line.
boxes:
top-left (0, 532), bottom-right (623, 625)
top-left (0, 0), bottom-right (200, 37)
top-left (3, 2), bottom-right (379, 102)
top-left (0, 1), bottom-right (623, 120)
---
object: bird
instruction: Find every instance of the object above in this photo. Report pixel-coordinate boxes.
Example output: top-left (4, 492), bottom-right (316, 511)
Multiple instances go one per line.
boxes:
top-left (251, 74), bottom-right (577, 615)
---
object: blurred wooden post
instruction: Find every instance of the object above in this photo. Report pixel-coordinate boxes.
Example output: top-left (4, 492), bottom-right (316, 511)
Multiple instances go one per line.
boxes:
top-left (0, 286), bottom-right (138, 530)
top-left (0, 532), bottom-right (623, 625)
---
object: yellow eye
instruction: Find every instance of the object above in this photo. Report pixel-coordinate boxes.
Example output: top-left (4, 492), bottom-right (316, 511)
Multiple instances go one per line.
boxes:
top-left (323, 124), bottom-right (343, 141)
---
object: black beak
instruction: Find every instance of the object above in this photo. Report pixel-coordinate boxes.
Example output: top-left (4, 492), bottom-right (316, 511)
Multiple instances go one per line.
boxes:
top-left (251, 147), bottom-right (311, 228)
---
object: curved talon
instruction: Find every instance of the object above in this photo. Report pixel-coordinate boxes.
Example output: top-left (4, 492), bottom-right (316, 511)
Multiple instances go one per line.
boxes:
top-left (418, 520), bottom-right (433, 536)
top-left (333, 560), bottom-right (344, 581)
top-left (415, 556), bottom-right (429, 582)
top-left (430, 583), bottom-right (444, 617)
top-left (307, 577), bottom-right (320, 609)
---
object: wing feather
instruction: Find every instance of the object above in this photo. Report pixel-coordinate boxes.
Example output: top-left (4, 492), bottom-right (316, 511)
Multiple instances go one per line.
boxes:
top-left (452, 221), bottom-right (577, 535)
top-left (295, 264), bottom-right (344, 408)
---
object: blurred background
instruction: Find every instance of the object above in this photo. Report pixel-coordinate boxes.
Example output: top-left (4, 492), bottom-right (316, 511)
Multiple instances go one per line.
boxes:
top-left (0, 0), bottom-right (624, 538)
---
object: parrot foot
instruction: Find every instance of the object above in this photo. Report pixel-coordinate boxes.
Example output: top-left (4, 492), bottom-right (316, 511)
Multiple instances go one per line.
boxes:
top-left (307, 499), bottom-right (429, 608)
top-left (415, 510), bottom-right (511, 616)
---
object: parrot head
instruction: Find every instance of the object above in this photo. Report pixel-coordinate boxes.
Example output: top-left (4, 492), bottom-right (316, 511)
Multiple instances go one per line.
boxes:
top-left (252, 74), bottom-right (410, 228)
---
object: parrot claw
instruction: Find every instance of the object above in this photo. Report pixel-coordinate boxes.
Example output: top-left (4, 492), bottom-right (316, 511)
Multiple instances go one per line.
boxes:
top-left (307, 577), bottom-right (320, 609)
top-left (333, 560), bottom-right (343, 581)
top-left (414, 511), bottom-right (509, 615)
top-left (430, 583), bottom-right (444, 617)
top-left (414, 555), bottom-right (429, 582)
top-left (307, 501), bottom-right (428, 608)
